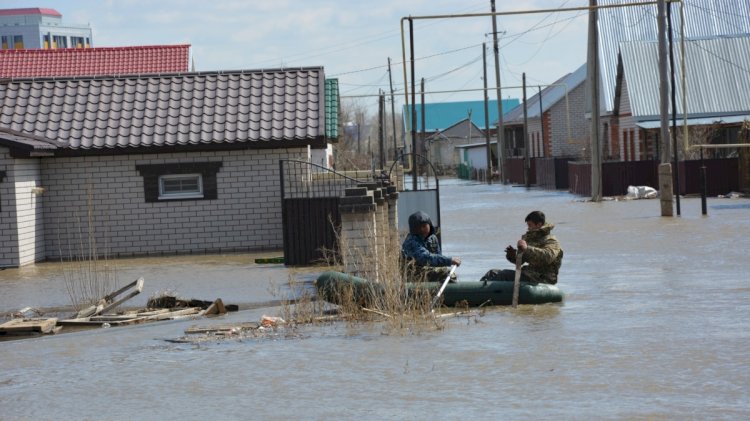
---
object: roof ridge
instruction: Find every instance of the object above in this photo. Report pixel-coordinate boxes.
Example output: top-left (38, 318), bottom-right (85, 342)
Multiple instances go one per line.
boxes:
top-left (0, 66), bottom-right (325, 84)
top-left (0, 44), bottom-right (191, 55)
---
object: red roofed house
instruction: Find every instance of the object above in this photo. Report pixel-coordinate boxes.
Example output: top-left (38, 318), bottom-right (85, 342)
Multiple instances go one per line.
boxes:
top-left (0, 44), bottom-right (192, 78)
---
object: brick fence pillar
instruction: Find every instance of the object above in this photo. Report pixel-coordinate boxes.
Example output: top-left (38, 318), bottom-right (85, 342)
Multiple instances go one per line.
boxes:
top-left (338, 187), bottom-right (378, 281)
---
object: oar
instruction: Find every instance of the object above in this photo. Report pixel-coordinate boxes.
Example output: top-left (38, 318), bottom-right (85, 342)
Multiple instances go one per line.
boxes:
top-left (430, 264), bottom-right (458, 309)
top-left (512, 252), bottom-right (523, 308)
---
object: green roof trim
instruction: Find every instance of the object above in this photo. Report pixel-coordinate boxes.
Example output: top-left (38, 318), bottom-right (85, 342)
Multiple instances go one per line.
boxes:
top-left (325, 78), bottom-right (339, 139)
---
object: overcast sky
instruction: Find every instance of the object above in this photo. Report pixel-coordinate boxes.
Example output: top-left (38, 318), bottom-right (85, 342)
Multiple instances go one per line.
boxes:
top-left (6, 0), bottom-right (593, 115)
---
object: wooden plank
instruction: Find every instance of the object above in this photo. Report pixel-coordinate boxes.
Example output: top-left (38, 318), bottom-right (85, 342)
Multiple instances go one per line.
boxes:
top-left (0, 318), bottom-right (58, 334)
top-left (200, 299), bottom-right (226, 316)
top-left (185, 322), bottom-right (260, 334)
top-left (121, 308), bottom-right (172, 317)
top-left (98, 277), bottom-right (144, 315)
top-left (59, 308), bottom-right (201, 326)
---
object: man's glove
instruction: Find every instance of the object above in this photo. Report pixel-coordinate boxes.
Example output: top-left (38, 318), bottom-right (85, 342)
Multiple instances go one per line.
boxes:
top-left (505, 245), bottom-right (517, 263)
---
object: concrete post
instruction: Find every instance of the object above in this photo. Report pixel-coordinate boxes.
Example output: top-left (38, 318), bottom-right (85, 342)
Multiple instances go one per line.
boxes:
top-left (394, 162), bottom-right (405, 192)
top-left (373, 186), bottom-right (387, 283)
top-left (386, 185), bottom-right (399, 249)
top-left (659, 163), bottom-right (674, 217)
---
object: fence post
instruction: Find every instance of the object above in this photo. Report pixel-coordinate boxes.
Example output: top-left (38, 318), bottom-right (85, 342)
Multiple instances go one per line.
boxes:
top-left (339, 187), bottom-right (378, 281)
top-left (373, 186), bottom-right (387, 283)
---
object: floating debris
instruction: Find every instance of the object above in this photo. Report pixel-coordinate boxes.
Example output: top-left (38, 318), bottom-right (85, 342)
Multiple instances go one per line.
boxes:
top-left (0, 318), bottom-right (61, 337)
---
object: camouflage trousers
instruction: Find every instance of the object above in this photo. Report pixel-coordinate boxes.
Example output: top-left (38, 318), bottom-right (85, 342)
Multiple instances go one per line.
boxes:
top-left (479, 269), bottom-right (540, 284)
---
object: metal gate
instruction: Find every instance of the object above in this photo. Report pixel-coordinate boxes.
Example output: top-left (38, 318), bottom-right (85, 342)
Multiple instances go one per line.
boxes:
top-left (279, 160), bottom-right (372, 266)
top-left (388, 153), bottom-right (442, 247)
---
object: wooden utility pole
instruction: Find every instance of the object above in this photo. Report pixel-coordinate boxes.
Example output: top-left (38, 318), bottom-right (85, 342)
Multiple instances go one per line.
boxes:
top-left (587, 0), bottom-right (602, 201)
top-left (491, 0), bottom-right (506, 184)
top-left (388, 57), bottom-right (399, 160)
top-left (378, 90), bottom-right (385, 169)
top-left (483, 43), bottom-right (492, 184)
top-left (657, 0), bottom-right (674, 216)
top-left (522, 73), bottom-right (530, 188)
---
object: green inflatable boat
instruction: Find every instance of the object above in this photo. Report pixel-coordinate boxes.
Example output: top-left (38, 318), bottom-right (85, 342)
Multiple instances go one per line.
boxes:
top-left (315, 271), bottom-right (563, 307)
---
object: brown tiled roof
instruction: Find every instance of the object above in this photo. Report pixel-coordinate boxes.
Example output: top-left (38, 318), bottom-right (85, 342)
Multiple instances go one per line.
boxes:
top-left (0, 67), bottom-right (326, 156)
top-left (0, 45), bottom-right (190, 78)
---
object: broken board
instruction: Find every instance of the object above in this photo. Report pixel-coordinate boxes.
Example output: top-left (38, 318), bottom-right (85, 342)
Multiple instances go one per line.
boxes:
top-left (0, 318), bottom-right (58, 335)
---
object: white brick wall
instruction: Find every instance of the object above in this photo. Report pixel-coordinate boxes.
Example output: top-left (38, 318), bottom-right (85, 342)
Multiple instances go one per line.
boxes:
top-left (13, 158), bottom-right (45, 266)
top-left (32, 147), bottom-right (307, 262)
top-left (0, 147), bottom-right (20, 267)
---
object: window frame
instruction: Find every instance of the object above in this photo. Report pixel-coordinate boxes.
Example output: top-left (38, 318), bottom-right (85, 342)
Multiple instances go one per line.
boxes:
top-left (158, 173), bottom-right (204, 200)
top-left (136, 161), bottom-right (222, 203)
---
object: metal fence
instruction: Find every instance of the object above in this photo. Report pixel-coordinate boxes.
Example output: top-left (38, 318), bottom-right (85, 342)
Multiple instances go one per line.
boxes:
top-left (279, 160), bottom-right (373, 266)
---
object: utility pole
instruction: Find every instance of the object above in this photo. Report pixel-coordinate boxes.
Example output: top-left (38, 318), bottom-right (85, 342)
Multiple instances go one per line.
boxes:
top-left (388, 57), bottom-right (399, 161)
top-left (483, 43), bottom-right (492, 184)
top-left (587, 0), bottom-right (602, 201)
top-left (357, 113), bottom-right (361, 155)
top-left (491, 0), bottom-right (506, 184)
top-left (409, 18), bottom-right (417, 190)
top-left (657, 0), bottom-right (674, 216)
top-left (378, 89), bottom-right (385, 169)
top-left (522, 73), bottom-right (530, 188)
top-left (667, 1), bottom-right (680, 215)
top-left (421, 77), bottom-right (426, 177)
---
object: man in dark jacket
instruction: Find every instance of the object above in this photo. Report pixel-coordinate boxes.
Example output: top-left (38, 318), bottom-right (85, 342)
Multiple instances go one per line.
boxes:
top-left (480, 210), bottom-right (563, 284)
top-left (401, 211), bottom-right (461, 282)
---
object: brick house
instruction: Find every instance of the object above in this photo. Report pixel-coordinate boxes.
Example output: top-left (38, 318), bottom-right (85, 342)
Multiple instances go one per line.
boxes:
top-left (0, 67), bottom-right (331, 267)
top-left (501, 63), bottom-right (588, 160)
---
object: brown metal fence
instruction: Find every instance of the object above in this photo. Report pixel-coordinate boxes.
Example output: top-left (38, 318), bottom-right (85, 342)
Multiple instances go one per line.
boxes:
top-left (568, 158), bottom-right (739, 197)
top-left (504, 157), bottom-right (536, 185)
top-left (536, 157), bottom-right (575, 190)
top-left (279, 160), bottom-right (371, 266)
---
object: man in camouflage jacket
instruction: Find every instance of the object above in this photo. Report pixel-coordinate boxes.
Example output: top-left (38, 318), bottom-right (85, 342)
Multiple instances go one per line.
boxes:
top-left (480, 210), bottom-right (563, 284)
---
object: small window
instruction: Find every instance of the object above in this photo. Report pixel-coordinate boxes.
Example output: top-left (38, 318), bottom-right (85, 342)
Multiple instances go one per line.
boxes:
top-left (52, 35), bottom-right (67, 49)
top-left (158, 174), bottom-right (203, 200)
top-left (136, 161), bottom-right (221, 203)
top-left (71, 36), bottom-right (85, 48)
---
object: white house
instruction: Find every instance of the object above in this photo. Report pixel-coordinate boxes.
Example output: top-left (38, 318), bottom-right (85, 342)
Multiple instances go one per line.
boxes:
top-left (0, 67), bottom-right (333, 267)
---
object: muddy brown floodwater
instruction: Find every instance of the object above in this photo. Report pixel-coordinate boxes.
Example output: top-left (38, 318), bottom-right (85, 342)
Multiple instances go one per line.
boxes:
top-left (1, 178), bottom-right (749, 420)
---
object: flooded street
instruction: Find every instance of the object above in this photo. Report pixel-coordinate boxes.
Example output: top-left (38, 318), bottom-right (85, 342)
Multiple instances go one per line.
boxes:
top-left (1, 178), bottom-right (749, 420)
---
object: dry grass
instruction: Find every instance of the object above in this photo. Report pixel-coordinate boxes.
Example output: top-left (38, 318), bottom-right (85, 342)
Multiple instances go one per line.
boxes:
top-left (59, 184), bottom-right (118, 312)
top-left (272, 232), bottom-right (450, 335)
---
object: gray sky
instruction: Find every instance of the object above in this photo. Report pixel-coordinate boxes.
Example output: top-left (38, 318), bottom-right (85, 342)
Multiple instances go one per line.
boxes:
top-left (5, 0), bottom-right (593, 115)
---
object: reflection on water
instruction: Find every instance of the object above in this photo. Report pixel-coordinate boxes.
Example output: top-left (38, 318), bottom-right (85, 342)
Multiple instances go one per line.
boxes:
top-left (1, 179), bottom-right (749, 419)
